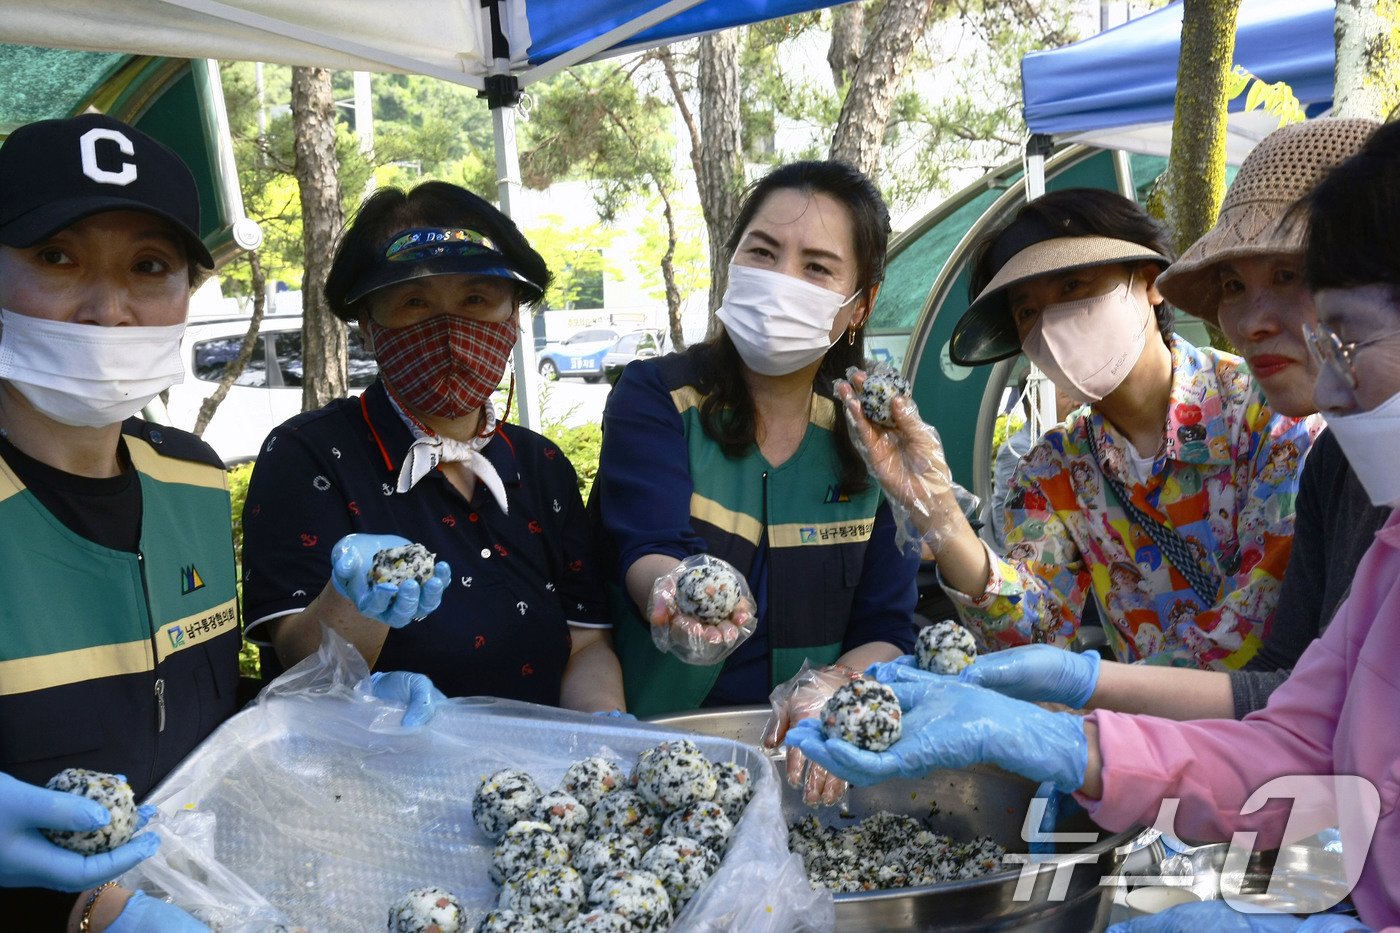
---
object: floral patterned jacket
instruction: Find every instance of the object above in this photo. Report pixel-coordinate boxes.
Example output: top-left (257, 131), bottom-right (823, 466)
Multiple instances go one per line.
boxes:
top-left (947, 336), bottom-right (1320, 669)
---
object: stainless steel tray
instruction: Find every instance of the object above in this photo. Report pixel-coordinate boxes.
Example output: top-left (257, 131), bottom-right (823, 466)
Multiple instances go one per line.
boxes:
top-left (648, 706), bottom-right (1141, 932)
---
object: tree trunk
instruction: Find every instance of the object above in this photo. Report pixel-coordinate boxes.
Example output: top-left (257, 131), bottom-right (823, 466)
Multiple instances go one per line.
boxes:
top-left (656, 184), bottom-right (686, 352)
top-left (1333, 0), bottom-right (1400, 120)
top-left (1159, 0), bottom-right (1244, 255)
top-left (291, 66), bottom-right (347, 410)
top-left (194, 251), bottom-right (267, 437)
top-left (696, 30), bottom-right (744, 327)
top-left (827, 3), bottom-right (866, 92)
top-left (829, 0), bottom-right (939, 177)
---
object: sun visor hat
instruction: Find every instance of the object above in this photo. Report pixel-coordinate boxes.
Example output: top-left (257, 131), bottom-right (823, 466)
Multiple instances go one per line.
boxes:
top-left (950, 222), bottom-right (1170, 366)
top-left (344, 227), bottom-right (545, 305)
top-left (0, 113), bottom-right (214, 268)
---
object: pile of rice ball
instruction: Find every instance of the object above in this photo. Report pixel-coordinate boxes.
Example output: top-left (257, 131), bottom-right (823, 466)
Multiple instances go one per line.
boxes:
top-left (788, 811), bottom-right (1006, 893)
top-left (463, 739), bottom-right (754, 932)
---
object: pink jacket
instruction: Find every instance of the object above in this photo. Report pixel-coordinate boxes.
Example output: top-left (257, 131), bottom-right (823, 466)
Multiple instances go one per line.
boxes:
top-left (1079, 508), bottom-right (1400, 928)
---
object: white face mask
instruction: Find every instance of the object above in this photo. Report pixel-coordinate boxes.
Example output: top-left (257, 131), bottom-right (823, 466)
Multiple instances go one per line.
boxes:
top-left (0, 309), bottom-right (186, 428)
top-left (716, 264), bottom-right (858, 377)
top-left (1325, 387), bottom-right (1400, 507)
top-left (1021, 273), bottom-right (1150, 406)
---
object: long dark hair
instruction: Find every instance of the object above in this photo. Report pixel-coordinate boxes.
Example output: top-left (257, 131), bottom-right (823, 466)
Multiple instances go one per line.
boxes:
top-left (324, 181), bottom-right (552, 322)
top-left (1303, 121), bottom-right (1400, 298)
top-left (691, 160), bottom-right (891, 495)
top-left (969, 187), bottom-right (1177, 341)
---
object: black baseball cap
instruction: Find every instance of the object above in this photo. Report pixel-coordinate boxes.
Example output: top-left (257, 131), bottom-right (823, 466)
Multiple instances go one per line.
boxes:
top-left (0, 112), bottom-right (214, 268)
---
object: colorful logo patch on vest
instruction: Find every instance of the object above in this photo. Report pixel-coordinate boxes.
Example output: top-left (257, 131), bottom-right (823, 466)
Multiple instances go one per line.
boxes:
top-left (824, 485), bottom-right (851, 503)
top-left (800, 527), bottom-right (818, 543)
top-left (180, 564), bottom-right (205, 595)
top-left (167, 625), bottom-right (186, 649)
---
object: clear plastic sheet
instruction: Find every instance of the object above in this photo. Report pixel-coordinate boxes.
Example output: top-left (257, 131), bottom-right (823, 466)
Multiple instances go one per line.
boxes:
top-left (647, 554), bottom-right (757, 666)
top-left (120, 633), bottom-right (832, 932)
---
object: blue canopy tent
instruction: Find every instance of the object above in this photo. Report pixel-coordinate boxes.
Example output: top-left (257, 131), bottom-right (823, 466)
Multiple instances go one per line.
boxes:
top-left (1, 0), bottom-right (855, 426)
top-left (1019, 0), bottom-right (1335, 195)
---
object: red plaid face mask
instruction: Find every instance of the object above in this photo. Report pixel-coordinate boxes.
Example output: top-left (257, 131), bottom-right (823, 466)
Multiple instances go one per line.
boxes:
top-left (368, 315), bottom-right (517, 420)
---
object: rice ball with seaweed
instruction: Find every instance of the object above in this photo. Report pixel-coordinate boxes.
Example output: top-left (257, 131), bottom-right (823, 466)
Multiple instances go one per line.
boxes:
top-left (532, 790), bottom-right (590, 852)
top-left (916, 619), bottom-right (978, 675)
top-left (388, 886), bottom-right (465, 932)
top-left (857, 365), bottom-right (911, 426)
top-left (560, 756), bottom-right (627, 810)
top-left (562, 911), bottom-right (636, 932)
top-left (41, 769), bottom-right (138, 855)
top-left (369, 542), bottom-right (437, 586)
top-left (633, 740), bottom-right (716, 813)
top-left (639, 835), bottom-right (721, 910)
top-left (473, 769), bottom-right (541, 842)
top-left (587, 869), bottom-right (673, 932)
top-left (674, 562), bottom-right (741, 621)
top-left (711, 761), bottom-right (753, 822)
top-left (499, 865), bottom-right (585, 927)
top-left (821, 679), bottom-right (903, 752)
top-left (475, 908), bottom-right (546, 933)
top-left (574, 832), bottom-right (642, 889)
top-left (588, 789), bottom-right (662, 851)
top-left (490, 820), bottom-right (570, 885)
top-left (661, 801), bottom-right (733, 854)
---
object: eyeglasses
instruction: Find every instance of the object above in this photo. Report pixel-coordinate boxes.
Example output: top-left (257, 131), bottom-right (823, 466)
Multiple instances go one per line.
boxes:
top-left (1302, 321), bottom-right (1400, 391)
top-left (383, 227), bottom-right (500, 262)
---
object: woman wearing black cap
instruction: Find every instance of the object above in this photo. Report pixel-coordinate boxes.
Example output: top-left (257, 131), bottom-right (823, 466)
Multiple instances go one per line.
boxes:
top-left (840, 188), bottom-right (1314, 676)
top-left (240, 182), bottom-right (625, 714)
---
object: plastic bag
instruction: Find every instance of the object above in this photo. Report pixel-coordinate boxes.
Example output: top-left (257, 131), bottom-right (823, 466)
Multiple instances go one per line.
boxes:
top-left (120, 631), bottom-right (832, 932)
top-left (836, 365), bottom-right (965, 553)
top-left (647, 554), bottom-right (757, 666)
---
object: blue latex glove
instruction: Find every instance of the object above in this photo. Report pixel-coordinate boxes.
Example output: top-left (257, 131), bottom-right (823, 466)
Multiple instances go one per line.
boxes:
top-left (1107, 900), bottom-right (1369, 932)
top-left (864, 656), bottom-right (947, 685)
top-left (369, 671), bottom-right (447, 727)
top-left (1028, 779), bottom-right (1088, 855)
top-left (0, 772), bottom-right (158, 891)
top-left (958, 644), bottom-right (1100, 708)
top-left (785, 679), bottom-right (1088, 792)
top-left (593, 710), bottom-right (638, 721)
top-left (330, 533), bottom-right (450, 628)
top-left (107, 889), bottom-right (210, 931)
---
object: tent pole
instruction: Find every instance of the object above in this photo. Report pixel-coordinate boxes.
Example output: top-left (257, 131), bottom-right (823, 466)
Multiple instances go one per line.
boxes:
top-left (1025, 133), bottom-right (1053, 201)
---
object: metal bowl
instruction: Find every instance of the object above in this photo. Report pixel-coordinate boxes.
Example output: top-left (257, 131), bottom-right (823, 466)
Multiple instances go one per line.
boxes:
top-left (647, 706), bottom-right (1142, 931)
top-left (1180, 842), bottom-right (1351, 913)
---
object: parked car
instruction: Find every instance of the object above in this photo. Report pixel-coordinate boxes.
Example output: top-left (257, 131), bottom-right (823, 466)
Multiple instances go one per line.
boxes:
top-left (602, 329), bottom-right (670, 385)
top-left (159, 316), bottom-right (377, 464)
top-left (535, 327), bottom-right (621, 382)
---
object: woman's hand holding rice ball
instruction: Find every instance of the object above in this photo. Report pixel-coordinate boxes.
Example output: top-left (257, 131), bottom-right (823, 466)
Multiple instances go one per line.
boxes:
top-left (329, 533), bottom-right (451, 628)
top-left (645, 555), bottom-right (756, 665)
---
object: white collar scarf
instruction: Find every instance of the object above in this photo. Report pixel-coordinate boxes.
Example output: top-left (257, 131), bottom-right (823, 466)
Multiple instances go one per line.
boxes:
top-left (387, 395), bottom-right (509, 514)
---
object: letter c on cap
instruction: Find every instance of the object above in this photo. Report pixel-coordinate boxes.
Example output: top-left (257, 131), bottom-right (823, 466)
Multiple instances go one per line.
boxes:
top-left (79, 128), bottom-right (137, 186)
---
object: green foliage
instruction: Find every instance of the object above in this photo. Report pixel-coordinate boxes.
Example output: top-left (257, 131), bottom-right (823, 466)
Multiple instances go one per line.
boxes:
top-left (524, 215), bottom-right (621, 310)
top-left (991, 411), bottom-right (1025, 460)
top-left (225, 462), bottom-right (260, 679)
top-left (544, 421), bottom-right (603, 500)
top-left (636, 196), bottom-right (709, 304)
top-left (1226, 65), bottom-right (1306, 127)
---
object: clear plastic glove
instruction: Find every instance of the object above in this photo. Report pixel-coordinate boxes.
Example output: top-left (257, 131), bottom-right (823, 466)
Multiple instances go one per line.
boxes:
top-left (959, 644), bottom-right (1101, 708)
top-left (785, 678), bottom-right (1088, 792)
top-left (762, 661), bottom-right (861, 806)
top-left (367, 671), bottom-right (447, 727)
top-left (1106, 901), bottom-right (1365, 932)
top-left (835, 367), bottom-right (963, 552)
top-left (0, 772), bottom-right (158, 891)
top-left (107, 889), bottom-right (210, 931)
top-left (330, 533), bottom-right (450, 628)
top-left (647, 554), bottom-right (756, 666)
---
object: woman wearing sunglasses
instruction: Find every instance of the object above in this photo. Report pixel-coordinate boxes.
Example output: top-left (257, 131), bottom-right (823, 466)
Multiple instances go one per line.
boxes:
top-left (240, 182), bottom-right (624, 713)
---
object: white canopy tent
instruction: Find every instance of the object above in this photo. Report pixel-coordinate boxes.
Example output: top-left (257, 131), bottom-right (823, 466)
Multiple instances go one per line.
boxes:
top-left (3, 0), bottom-right (855, 426)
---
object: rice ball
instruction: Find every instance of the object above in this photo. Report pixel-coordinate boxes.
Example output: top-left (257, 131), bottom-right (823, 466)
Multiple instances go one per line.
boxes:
top-left (475, 908), bottom-right (547, 933)
top-left (562, 911), bottom-right (636, 932)
top-left (674, 562), bottom-right (742, 621)
top-left (662, 802), bottom-right (733, 854)
top-left (499, 865), bottom-right (585, 927)
top-left (916, 619), bottom-right (978, 675)
top-left (388, 886), bottom-right (465, 932)
top-left (711, 761), bottom-right (753, 822)
top-left (588, 789), bottom-right (662, 851)
top-left (821, 679), bottom-right (903, 752)
top-left (531, 790), bottom-right (590, 852)
top-left (639, 835), bottom-right (721, 910)
top-left (369, 542), bottom-right (437, 586)
top-left (41, 769), bottom-right (138, 855)
top-left (473, 769), bottom-right (541, 842)
top-left (575, 832), bottom-right (643, 889)
top-left (857, 366), bottom-right (911, 427)
top-left (560, 756), bottom-right (627, 810)
top-left (633, 740), bottom-right (717, 813)
top-left (587, 869), bottom-right (673, 932)
top-left (491, 820), bottom-right (570, 885)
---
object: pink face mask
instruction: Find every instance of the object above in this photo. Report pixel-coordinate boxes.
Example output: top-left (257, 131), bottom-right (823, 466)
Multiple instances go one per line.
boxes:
top-left (1021, 272), bottom-right (1150, 405)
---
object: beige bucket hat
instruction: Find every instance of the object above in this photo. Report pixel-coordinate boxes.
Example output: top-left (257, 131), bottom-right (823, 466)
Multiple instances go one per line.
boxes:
top-left (1156, 118), bottom-right (1380, 325)
top-left (950, 234), bottom-right (1170, 366)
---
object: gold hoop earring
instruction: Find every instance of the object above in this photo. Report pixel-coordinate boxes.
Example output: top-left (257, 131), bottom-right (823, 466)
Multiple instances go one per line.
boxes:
top-left (847, 325), bottom-right (858, 346)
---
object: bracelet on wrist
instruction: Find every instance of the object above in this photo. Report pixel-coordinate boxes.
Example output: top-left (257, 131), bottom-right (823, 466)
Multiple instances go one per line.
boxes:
top-left (79, 881), bottom-right (119, 933)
